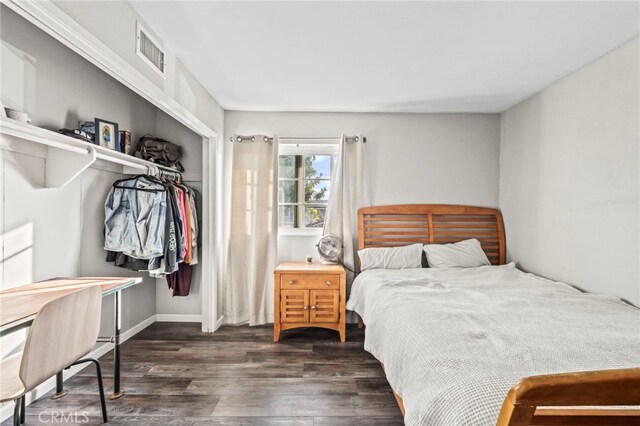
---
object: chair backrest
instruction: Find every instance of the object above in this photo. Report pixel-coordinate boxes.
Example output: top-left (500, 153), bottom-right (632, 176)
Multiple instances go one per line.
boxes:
top-left (19, 286), bottom-right (102, 391)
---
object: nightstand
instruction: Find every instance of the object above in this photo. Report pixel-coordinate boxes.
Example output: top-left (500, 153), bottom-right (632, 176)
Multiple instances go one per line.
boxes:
top-left (273, 262), bottom-right (346, 342)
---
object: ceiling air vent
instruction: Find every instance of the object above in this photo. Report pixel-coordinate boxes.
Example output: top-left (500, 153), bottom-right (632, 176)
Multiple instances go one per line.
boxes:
top-left (136, 21), bottom-right (166, 77)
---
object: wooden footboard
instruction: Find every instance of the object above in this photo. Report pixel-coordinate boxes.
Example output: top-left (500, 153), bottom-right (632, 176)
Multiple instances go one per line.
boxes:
top-left (384, 366), bottom-right (640, 425)
top-left (496, 368), bottom-right (640, 426)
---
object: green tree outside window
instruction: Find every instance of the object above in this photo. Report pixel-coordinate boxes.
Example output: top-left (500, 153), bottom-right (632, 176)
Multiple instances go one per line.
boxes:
top-left (278, 154), bottom-right (333, 228)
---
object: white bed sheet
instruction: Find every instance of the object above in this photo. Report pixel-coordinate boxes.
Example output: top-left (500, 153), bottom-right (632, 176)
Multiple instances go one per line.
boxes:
top-left (346, 264), bottom-right (640, 425)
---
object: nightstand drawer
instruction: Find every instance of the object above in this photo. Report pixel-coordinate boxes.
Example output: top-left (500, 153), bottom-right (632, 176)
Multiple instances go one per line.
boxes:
top-left (281, 273), bottom-right (340, 289)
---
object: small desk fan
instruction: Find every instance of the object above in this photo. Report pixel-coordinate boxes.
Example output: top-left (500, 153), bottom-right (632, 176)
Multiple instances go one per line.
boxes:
top-left (316, 234), bottom-right (343, 265)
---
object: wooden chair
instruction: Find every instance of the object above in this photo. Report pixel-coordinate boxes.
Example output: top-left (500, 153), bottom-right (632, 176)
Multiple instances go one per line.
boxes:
top-left (0, 286), bottom-right (108, 425)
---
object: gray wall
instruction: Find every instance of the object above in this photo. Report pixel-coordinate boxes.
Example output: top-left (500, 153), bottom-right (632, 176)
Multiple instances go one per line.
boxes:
top-left (224, 111), bottom-right (501, 264)
top-left (51, 1), bottom-right (227, 320)
top-left (1, 4), bottom-right (157, 342)
top-left (499, 38), bottom-right (639, 305)
top-left (54, 0), bottom-right (225, 134)
top-left (56, 1), bottom-right (224, 315)
top-left (0, 0), bottom-right (217, 355)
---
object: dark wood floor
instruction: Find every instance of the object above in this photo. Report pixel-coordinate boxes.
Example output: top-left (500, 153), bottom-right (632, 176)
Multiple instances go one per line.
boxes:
top-left (6, 323), bottom-right (403, 425)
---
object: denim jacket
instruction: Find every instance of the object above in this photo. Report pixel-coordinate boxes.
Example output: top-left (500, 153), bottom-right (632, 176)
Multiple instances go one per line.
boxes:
top-left (104, 176), bottom-right (167, 260)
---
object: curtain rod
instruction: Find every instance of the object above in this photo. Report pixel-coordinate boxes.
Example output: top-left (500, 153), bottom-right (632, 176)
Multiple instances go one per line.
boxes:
top-left (229, 135), bottom-right (366, 143)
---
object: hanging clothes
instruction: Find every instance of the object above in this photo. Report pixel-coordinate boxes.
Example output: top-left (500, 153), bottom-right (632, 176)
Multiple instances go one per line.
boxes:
top-left (160, 180), bottom-right (179, 274)
top-left (175, 186), bottom-right (188, 262)
top-left (104, 174), bottom-right (200, 297)
top-left (181, 185), bottom-right (193, 264)
top-left (165, 183), bottom-right (184, 268)
top-left (187, 189), bottom-right (199, 265)
top-left (167, 263), bottom-right (192, 297)
top-left (104, 175), bottom-right (166, 260)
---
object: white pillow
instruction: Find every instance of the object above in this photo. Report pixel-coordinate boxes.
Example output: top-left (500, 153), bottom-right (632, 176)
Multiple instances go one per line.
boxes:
top-left (423, 238), bottom-right (491, 268)
top-left (358, 243), bottom-right (423, 271)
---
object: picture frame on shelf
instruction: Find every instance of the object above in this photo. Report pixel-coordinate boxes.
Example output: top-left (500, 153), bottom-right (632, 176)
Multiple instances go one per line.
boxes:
top-left (95, 118), bottom-right (120, 151)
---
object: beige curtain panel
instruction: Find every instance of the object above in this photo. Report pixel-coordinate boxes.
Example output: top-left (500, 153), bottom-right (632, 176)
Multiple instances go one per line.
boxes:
top-left (224, 136), bottom-right (279, 325)
top-left (323, 134), bottom-right (371, 285)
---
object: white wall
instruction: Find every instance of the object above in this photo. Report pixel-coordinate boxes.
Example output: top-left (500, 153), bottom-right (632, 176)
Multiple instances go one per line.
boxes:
top-left (224, 111), bottom-right (501, 263)
top-left (499, 38), bottom-right (639, 305)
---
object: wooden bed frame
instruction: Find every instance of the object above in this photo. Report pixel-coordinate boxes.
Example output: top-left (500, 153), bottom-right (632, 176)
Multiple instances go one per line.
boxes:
top-left (357, 204), bottom-right (640, 425)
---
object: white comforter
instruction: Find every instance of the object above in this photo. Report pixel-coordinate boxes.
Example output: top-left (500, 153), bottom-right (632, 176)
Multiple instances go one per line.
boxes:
top-left (346, 264), bottom-right (640, 425)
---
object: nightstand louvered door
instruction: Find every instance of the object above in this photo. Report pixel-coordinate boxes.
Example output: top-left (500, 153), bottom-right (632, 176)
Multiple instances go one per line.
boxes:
top-left (280, 290), bottom-right (309, 323)
top-left (310, 290), bottom-right (339, 323)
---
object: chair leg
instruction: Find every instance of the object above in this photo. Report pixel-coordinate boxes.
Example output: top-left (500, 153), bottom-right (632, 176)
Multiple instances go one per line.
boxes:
top-left (20, 396), bottom-right (25, 424)
top-left (93, 360), bottom-right (108, 423)
top-left (13, 398), bottom-right (20, 426)
top-left (70, 358), bottom-right (108, 423)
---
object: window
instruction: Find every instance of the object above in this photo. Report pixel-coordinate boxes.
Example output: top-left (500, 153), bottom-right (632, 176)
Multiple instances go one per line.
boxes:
top-left (278, 146), bottom-right (336, 230)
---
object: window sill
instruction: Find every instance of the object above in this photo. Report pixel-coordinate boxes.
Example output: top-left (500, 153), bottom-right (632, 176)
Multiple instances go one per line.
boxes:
top-left (278, 228), bottom-right (323, 237)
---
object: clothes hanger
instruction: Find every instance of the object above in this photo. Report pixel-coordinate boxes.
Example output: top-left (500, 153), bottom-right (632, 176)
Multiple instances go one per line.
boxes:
top-left (113, 165), bottom-right (165, 193)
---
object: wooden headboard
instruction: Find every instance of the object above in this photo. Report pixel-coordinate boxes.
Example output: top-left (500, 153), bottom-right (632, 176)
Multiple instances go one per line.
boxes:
top-left (358, 204), bottom-right (506, 265)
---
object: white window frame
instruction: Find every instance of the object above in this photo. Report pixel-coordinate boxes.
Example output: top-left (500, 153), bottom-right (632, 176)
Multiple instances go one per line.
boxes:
top-left (278, 143), bottom-right (338, 235)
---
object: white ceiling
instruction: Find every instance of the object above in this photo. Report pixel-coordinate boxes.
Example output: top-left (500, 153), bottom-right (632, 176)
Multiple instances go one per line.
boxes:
top-left (131, 1), bottom-right (639, 113)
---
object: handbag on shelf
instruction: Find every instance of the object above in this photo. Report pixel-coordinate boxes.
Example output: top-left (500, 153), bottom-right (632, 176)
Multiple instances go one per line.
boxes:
top-left (133, 134), bottom-right (184, 171)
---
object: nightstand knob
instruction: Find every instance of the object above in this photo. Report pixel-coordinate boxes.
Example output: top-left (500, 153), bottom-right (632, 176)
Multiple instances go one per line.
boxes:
top-left (310, 305), bottom-right (317, 310)
top-left (325, 280), bottom-right (332, 286)
top-left (303, 305), bottom-right (309, 310)
top-left (288, 280), bottom-right (295, 285)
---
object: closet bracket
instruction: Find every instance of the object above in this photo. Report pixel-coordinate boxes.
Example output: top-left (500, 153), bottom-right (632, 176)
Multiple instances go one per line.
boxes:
top-left (45, 144), bottom-right (97, 188)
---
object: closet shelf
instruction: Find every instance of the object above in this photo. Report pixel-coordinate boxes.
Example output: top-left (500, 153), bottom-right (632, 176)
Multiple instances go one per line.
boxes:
top-left (0, 117), bottom-right (194, 188)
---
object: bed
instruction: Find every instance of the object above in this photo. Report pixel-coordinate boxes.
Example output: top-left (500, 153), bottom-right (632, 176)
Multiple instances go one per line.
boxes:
top-left (347, 204), bottom-right (640, 426)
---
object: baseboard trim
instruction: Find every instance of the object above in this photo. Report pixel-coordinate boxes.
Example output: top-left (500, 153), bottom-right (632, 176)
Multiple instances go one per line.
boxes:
top-left (0, 314), bottom-right (156, 422)
top-left (122, 315), bottom-right (157, 341)
top-left (155, 314), bottom-right (202, 323)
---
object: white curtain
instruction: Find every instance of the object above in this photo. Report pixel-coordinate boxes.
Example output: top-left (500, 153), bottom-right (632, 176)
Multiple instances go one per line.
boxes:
top-left (224, 136), bottom-right (278, 325)
top-left (323, 134), bottom-right (370, 283)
